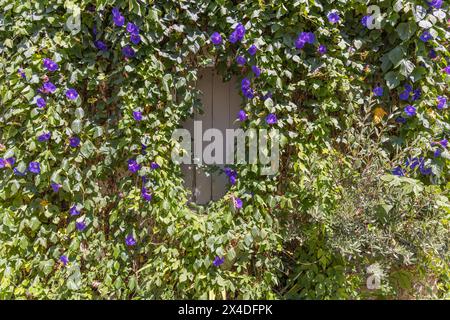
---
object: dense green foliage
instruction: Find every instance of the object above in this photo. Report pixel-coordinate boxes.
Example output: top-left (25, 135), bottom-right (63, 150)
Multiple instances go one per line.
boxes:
top-left (0, 0), bottom-right (449, 299)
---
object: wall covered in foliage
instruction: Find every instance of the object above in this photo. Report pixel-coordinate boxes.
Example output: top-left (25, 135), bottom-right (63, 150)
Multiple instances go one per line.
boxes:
top-left (0, 0), bottom-right (449, 299)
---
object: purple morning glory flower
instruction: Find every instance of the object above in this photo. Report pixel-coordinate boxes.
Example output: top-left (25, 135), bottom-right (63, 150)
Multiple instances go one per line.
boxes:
top-left (420, 30), bottom-right (432, 42)
top-left (235, 23), bottom-right (246, 39)
top-left (248, 45), bottom-right (257, 56)
top-left (262, 91), bottom-right (272, 101)
top-left (133, 111), bottom-right (143, 121)
top-left (238, 110), bottom-right (248, 121)
top-left (399, 90), bottom-right (410, 101)
top-left (252, 65), bottom-right (261, 77)
top-left (28, 161), bottom-right (40, 174)
top-left (141, 187), bottom-right (152, 201)
top-left (406, 157), bottom-right (422, 170)
top-left (60, 255), bottom-right (69, 266)
top-left (373, 86), bottom-right (383, 97)
top-left (412, 89), bottom-right (421, 101)
top-left (420, 165), bottom-right (432, 175)
top-left (295, 32), bottom-right (315, 49)
top-left (37, 132), bottom-right (51, 142)
top-left (113, 13), bottom-right (125, 27)
top-left (130, 34), bottom-right (141, 45)
top-left (444, 66), bottom-right (450, 75)
top-left (150, 162), bottom-right (160, 170)
top-left (361, 15), bottom-right (372, 28)
top-left (95, 40), bottom-right (108, 51)
top-left (404, 105), bottom-right (416, 117)
top-left (0, 159), bottom-right (5, 169)
top-left (224, 167), bottom-right (237, 185)
top-left (439, 139), bottom-right (448, 148)
top-left (36, 97), bottom-right (46, 108)
top-left (69, 205), bottom-right (80, 216)
top-left (318, 44), bottom-right (327, 55)
top-left (213, 256), bottom-right (224, 267)
top-left (18, 68), bottom-right (26, 79)
top-left (392, 166), bottom-right (404, 176)
top-left (266, 113), bottom-right (278, 125)
top-left (127, 159), bottom-right (141, 173)
top-left (396, 116), bottom-right (407, 124)
top-left (210, 32), bottom-right (222, 45)
top-left (243, 87), bottom-right (254, 99)
top-left (0, 158), bottom-right (13, 169)
top-left (66, 88), bottom-right (78, 100)
top-left (241, 77), bottom-right (251, 90)
top-left (122, 46), bottom-right (135, 58)
top-left (69, 136), bottom-right (80, 148)
top-left (125, 234), bottom-right (136, 246)
top-left (234, 197), bottom-right (243, 209)
top-left (429, 49), bottom-right (437, 59)
top-left (51, 182), bottom-right (62, 192)
top-left (126, 22), bottom-right (139, 34)
top-left (434, 149), bottom-right (442, 158)
top-left (437, 96), bottom-right (447, 110)
top-left (229, 31), bottom-right (239, 44)
top-left (76, 221), bottom-right (86, 231)
top-left (327, 11), bottom-right (340, 24)
top-left (13, 168), bottom-right (26, 176)
top-left (236, 55), bottom-right (246, 66)
top-left (428, 0), bottom-right (443, 9)
top-left (42, 82), bottom-right (56, 94)
top-left (43, 58), bottom-right (59, 72)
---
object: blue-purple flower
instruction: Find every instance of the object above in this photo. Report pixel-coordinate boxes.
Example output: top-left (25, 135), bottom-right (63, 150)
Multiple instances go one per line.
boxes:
top-left (243, 87), bottom-right (254, 99)
top-left (122, 46), bottom-right (135, 58)
top-left (141, 187), bottom-right (152, 201)
top-left (211, 32), bottom-right (222, 45)
top-left (130, 34), bottom-right (141, 45)
top-left (266, 113), bottom-right (277, 125)
top-left (392, 166), bottom-right (404, 177)
top-left (361, 15), bottom-right (372, 28)
top-left (126, 22), bottom-right (139, 34)
top-left (434, 149), bottom-right (442, 158)
top-left (248, 45), bottom-right (257, 56)
top-left (18, 68), bottom-right (26, 79)
top-left (28, 161), bottom-right (40, 174)
top-left (43, 58), bottom-right (58, 72)
top-left (437, 96), bottom-right (447, 110)
top-left (42, 82), bottom-right (57, 94)
top-left (69, 136), bottom-right (81, 148)
top-left (224, 167), bottom-right (237, 185)
top-left (241, 77), bottom-right (251, 90)
top-left (13, 168), bottom-right (26, 176)
top-left (252, 65), bottom-right (261, 77)
top-left (125, 234), bottom-right (136, 246)
top-left (95, 40), bottom-right (108, 51)
top-left (420, 30), bottom-right (432, 42)
top-left (428, 0), bottom-right (443, 9)
top-left (0, 157), bottom-right (15, 169)
top-left (60, 255), bottom-right (69, 266)
top-left (439, 139), bottom-right (448, 148)
top-left (51, 182), bottom-right (62, 192)
top-left (229, 23), bottom-right (246, 43)
top-left (236, 55), bottom-right (246, 66)
top-left (396, 116), bottom-right (407, 124)
top-left (295, 32), bottom-right (315, 49)
top-left (444, 66), bottom-right (450, 75)
top-left (66, 88), bottom-right (78, 100)
top-left (150, 162), bottom-right (160, 170)
top-left (69, 205), bottom-right (81, 216)
top-left (234, 197), bottom-right (243, 209)
top-left (36, 97), bottom-right (46, 108)
top-left (37, 132), bottom-right (51, 142)
top-left (238, 110), bottom-right (248, 121)
top-left (327, 11), bottom-right (341, 24)
top-left (112, 8), bottom-right (125, 27)
top-left (429, 49), bottom-right (437, 59)
top-left (128, 159), bottom-right (141, 173)
top-left (404, 105), bottom-right (416, 117)
top-left (318, 44), bottom-right (327, 55)
top-left (412, 88), bottom-right (421, 101)
top-left (373, 86), bottom-right (383, 97)
top-left (213, 256), bottom-right (224, 267)
top-left (133, 110), bottom-right (143, 121)
top-left (76, 221), bottom-right (86, 231)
